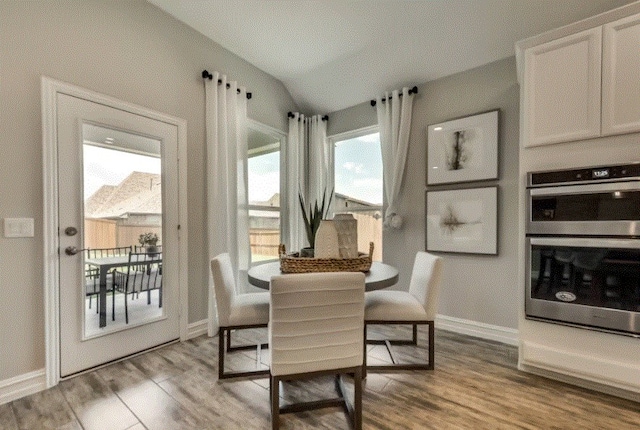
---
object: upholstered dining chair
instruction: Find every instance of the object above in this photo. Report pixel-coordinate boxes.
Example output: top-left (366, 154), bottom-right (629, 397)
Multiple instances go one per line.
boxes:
top-left (210, 253), bottom-right (270, 379)
top-left (364, 251), bottom-right (442, 375)
top-left (269, 272), bottom-right (365, 430)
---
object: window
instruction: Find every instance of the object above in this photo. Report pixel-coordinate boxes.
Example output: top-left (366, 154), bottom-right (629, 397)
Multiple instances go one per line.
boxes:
top-left (247, 122), bottom-right (285, 263)
top-left (331, 128), bottom-right (383, 261)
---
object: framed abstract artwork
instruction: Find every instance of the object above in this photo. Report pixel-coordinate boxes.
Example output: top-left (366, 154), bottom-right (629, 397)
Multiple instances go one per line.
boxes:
top-left (426, 186), bottom-right (498, 255)
top-left (427, 110), bottom-right (499, 185)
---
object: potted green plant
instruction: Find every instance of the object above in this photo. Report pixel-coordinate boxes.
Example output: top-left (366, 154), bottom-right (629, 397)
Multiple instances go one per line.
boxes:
top-left (298, 189), bottom-right (333, 257)
top-left (138, 232), bottom-right (160, 254)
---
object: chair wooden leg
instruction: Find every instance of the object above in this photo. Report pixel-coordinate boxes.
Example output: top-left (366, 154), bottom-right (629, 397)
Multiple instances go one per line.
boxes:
top-left (218, 325), bottom-right (270, 380)
top-left (270, 375), bottom-right (280, 430)
top-left (218, 327), bottom-right (225, 380)
top-left (428, 321), bottom-right (434, 370)
top-left (364, 321), bottom-right (435, 373)
top-left (353, 366), bottom-right (362, 430)
top-left (362, 326), bottom-right (368, 379)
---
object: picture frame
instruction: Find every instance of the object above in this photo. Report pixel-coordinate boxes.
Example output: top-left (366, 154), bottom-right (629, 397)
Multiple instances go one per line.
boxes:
top-left (426, 186), bottom-right (498, 255)
top-left (427, 110), bottom-right (499, 185)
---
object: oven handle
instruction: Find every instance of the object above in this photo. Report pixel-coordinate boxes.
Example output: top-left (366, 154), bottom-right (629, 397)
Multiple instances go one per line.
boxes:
top-left (528, 180), bottom-right (640, 196)
top-left (528, 236), bottom-right (640, 249)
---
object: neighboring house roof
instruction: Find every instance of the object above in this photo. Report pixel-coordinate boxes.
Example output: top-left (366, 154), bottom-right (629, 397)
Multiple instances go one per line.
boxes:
top-left (84, 185), bottom-right (116, 216)
top-left (250, 193), bottom-right (280, 207)
top-left (334, 192), bottom-right (381, 209)
top-left (85, 171), bottom-right (161, 218)
top-left (250, 192), bottom-right (380, 211)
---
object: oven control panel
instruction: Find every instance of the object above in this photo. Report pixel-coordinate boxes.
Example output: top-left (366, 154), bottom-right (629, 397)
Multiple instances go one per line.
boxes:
top-left (528, 163), bottom-right (640, 187)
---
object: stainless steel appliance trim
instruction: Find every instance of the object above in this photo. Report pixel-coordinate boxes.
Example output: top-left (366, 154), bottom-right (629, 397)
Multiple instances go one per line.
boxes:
top-left (525, 300), bottom-right (640, 336)
top-left (527, 180), bottom-right (640, 196)
top-left (526, 162), bottom-right (640, 187)
top-left (527, 221), bottom-right (640, 237)
top-left (528, 236), bottom-right (640, 249)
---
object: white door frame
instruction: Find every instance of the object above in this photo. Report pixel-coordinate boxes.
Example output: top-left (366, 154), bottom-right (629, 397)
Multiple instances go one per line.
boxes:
top-left (41, 76), bottom-right (189, 387)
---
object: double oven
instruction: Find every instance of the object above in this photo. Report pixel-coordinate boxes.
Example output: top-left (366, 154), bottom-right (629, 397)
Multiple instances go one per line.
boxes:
top-left (525, 163), bottom-right (640, 337)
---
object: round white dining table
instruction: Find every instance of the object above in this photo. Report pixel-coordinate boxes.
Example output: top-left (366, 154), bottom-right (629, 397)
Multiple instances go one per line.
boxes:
top-left (247, 261), bottom-right (399, 291)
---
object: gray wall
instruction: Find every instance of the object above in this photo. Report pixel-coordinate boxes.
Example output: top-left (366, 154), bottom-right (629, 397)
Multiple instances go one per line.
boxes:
top-left (0, 0), bottom-right (295, 381)
top-left (329, 57), bottom-right (520, 331)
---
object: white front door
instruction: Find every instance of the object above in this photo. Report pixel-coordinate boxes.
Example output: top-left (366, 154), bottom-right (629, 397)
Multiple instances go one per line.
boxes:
top-left (55, 91), bottom-right (182, 377)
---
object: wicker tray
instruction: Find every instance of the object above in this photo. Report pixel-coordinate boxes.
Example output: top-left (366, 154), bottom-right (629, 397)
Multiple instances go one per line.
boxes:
top-left (279, 242), bottom-right (374, 274)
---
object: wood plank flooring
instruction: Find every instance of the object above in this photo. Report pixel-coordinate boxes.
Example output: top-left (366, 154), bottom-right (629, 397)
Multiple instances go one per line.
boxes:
top-left (1, 328), bottom-right (639, 429)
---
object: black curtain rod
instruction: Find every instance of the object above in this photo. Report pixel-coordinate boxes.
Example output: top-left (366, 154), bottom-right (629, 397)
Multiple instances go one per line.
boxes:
top-left (287, 112), bottom-right (328, 121)
top-left (370, 86), bottom-right (418, 107)
top-left (202, 70), bottom-right (252, 100)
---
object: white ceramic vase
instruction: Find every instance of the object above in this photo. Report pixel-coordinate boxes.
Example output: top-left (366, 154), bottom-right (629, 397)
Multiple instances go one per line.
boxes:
top-left (314, 220), bottom-right (341, 258)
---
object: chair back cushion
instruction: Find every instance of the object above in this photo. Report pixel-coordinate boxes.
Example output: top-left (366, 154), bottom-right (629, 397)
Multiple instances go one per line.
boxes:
top-left (408, 252), bottom-right (443, 320)
top-left (269, 272), bottom-right (365, 377)
top-left (210, 253), bottom-right (236, 326)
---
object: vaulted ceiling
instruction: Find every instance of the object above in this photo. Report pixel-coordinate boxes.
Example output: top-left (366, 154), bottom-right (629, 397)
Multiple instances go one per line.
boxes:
top-left (147, 0), bottom-right (635, 114)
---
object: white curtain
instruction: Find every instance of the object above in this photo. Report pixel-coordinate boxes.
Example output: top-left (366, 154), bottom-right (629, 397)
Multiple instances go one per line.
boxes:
top-left (286, 114), bottom-right (330, 250)
top-left (376, 88), bottom-right (415, 229)
top-left (307, 115), bottom-right (330, 208)
top-left (205, 72), bottom-right (250, 336)
top-left (286, 112), bottom-right (307, 253)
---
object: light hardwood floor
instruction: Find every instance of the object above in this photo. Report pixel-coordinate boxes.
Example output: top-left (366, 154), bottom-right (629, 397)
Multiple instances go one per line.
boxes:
top-left (1, 327), bottom-right (639, 429)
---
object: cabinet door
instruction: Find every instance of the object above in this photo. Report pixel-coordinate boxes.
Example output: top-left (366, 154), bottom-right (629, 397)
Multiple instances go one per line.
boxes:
top-left (523, 27), bottom-right (602, 147)
top-left (602, 13), bottom-right (640, 136)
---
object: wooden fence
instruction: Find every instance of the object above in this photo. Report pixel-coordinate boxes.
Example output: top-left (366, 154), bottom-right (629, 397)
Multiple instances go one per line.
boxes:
top-left (249, 212), bottom-right (382, 261)
top-left (84, 219), bottom-right (161, 250)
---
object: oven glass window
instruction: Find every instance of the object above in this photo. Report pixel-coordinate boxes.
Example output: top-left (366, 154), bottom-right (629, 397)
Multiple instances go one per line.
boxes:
top-left (531, 191), bottom-right (640, 222)
top-left (530, 244), bottom-right (640, 312)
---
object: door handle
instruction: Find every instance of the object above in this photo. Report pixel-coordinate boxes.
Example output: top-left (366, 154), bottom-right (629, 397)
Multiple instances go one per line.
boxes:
top-left (65, 246), bottom-right (83, 256)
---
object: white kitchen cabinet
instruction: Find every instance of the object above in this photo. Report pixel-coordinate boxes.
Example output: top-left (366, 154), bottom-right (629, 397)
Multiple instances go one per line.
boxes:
top-left (602, 13), bottom-right (640, 136)
top-left (522, 27), bottom-right (602, 148)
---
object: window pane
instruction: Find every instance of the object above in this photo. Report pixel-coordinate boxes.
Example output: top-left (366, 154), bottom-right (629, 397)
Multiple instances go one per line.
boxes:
top-left (334, 132), bottom-right (383, 261)
top-left (248, 136), bottom-right (280, 263)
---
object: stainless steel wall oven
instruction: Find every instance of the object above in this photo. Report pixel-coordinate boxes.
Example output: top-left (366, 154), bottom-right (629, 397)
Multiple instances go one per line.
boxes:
top-left (526, 163), bottom-right (640, 336)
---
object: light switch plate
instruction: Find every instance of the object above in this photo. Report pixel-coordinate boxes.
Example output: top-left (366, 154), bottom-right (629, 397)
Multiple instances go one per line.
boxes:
top-left (4, 218), bottom-right (35, 238)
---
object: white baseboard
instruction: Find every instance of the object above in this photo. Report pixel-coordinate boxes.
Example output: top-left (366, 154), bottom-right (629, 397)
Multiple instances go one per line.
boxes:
top-left (185, 319), bottom-right (208, 340)
top-left (435, 314), bottom-right (519, 346)
top-left (0, 369), bottom-right (47, 406)
top-left (519, 340), bottom-right (640, 401)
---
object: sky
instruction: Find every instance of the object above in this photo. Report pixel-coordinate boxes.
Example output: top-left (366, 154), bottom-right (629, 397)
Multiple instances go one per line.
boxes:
top-left (248, 132), bottom-right (383, 205)
top-left (85, 133), bottom-right (383, 206)
top-left (334, 132), bottom-right (383, 205)
top-left (83, 145), bottom-right (161, 199)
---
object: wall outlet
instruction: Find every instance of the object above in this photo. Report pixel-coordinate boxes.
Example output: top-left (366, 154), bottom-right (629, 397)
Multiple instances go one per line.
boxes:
top-left (4, 218), bottom-right (34, 238)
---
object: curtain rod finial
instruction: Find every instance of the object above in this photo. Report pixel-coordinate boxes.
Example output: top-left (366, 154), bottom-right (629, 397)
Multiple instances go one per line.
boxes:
top-left (288, 111), bottom-right (295, 119)
top-left (201, 70), bottom-right (212, 80)
top-left (370, 100), bottom-right (377, 107)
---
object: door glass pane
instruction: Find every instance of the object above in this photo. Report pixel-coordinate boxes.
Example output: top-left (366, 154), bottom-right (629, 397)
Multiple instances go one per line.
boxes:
top-left (247, 127), bottom-right (280, 263)
top-left (82, 123), bottom-right (164, 338)
top-left (334, 132), bottom-right (383, 261)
